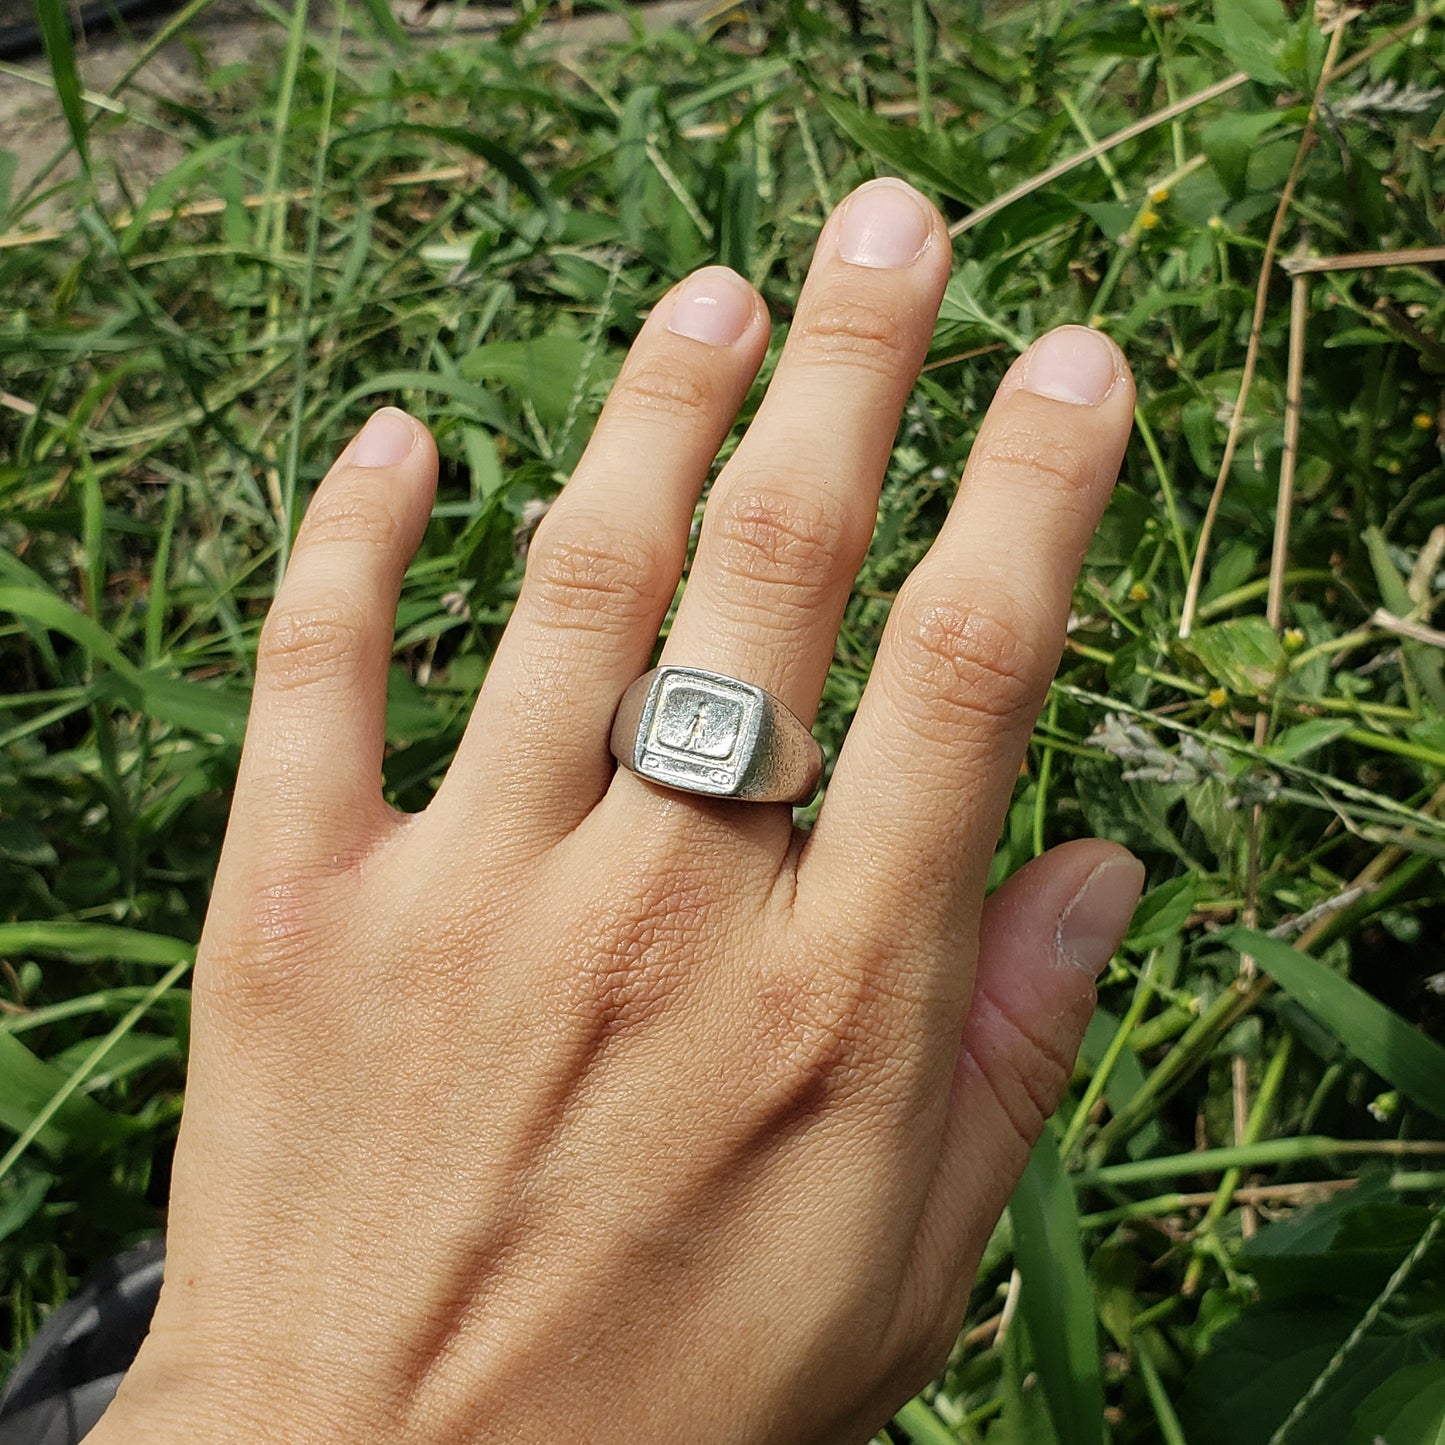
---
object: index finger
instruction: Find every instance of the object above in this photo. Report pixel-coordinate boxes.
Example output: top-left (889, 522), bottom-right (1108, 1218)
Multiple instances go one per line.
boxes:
top-left (800, 326), bottom-right (1135, 940)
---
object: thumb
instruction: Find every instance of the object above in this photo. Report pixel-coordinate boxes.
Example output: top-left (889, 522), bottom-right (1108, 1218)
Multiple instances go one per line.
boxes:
top-left (906, 841), bottom-right (1143, 1309)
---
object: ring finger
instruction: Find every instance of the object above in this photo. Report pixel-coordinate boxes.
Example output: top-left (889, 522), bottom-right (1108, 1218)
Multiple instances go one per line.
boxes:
top-left (431, 266), bottom-right (770, 841)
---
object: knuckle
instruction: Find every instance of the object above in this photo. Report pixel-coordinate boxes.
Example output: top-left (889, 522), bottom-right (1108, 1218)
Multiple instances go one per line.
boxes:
top-left (523, 513), bottom-right (670, 631)
top-left (748, 972), bottom-right (866, 1108)
top-left (612, 357), bottom-right (715, 421)
top-left (706, 480), bottom-right (857, 593)
top-left (258, 598), bottom-right (368, 692)
top-left (888, 588), bottom-right (1052, 740)
top-left (792, 293), bottom-right (912, 377)
top-left (554, 862), bottom-right (713, 1044)
top-left (744, 949), bottom-right (915, 1116)
top-left (297, 483), bottom-right (403, 551)
top-left (198, 869), bottom-right (352, 1028)
top-left (982, 415), bottom-right (1101, 497)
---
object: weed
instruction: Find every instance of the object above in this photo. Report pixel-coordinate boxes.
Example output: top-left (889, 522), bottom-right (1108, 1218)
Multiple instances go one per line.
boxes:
top-left (2, 1), bottom-right (1444, 1440)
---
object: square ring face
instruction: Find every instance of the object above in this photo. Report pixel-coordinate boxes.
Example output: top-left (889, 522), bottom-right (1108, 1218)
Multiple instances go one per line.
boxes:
top-left (639, 671), bottom-right (759, 794)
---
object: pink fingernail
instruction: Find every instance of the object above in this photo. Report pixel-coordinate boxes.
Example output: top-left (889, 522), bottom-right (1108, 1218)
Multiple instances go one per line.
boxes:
top-left (667, 266), bottom-right (755, 347)
top-left (1020, 326), bottom-right (1121, 406)
top-left (1057, 856), bottom-right (1146, 975)
top-left (351, 408), bottom-right (416, 467)
top-left (837, 178), bottom-right (933, 269)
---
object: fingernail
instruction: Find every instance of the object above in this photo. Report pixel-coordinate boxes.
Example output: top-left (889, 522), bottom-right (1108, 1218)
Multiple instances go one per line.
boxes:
top-left (1057, 856), bottom-right (1146, 975)
top-left (667, 266), bottom-right (755, 347)
top-left (837, 178), bottom-right (933, 269)
top-left (350, 408), bottom-right (416, 467)
top-left (1020, 326), bottom-right (1120, 406)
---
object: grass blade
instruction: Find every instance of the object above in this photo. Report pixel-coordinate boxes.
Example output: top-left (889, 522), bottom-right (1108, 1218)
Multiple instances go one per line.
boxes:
top-left (34, 0), bottom-right (90, 175)
top-left (1008, 1132), bottom-right (1106, 1445)
top-left (1228, 929), bottom-right (1445, 1125)
top-left (0, 958), bottom-right (189, 1180)
top-left (0, 922), bottom-right (194, 969)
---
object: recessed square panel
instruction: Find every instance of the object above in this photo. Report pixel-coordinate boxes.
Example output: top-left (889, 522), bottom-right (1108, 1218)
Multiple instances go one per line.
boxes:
top-left (652, 683), bottom-right (744, 759)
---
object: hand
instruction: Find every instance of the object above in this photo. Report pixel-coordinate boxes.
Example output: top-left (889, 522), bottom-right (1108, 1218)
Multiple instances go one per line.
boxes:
top-left (91, 178), bottom-right (1141, 1445)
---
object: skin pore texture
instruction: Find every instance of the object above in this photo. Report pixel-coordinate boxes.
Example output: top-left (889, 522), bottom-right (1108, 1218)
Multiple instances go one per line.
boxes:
top-left (86, 178), bottom-right (1142, 1445)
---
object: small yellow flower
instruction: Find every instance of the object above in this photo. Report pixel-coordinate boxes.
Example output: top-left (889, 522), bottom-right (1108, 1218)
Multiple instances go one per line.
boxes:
top-left (1150, 186), bottom-right (1170, 204)
top-left (1207, 687), bottom-right (1229, 708)
top-left (1414, 412), bottom-right (1435, 430)
top-left (1089, 314), bottom-right (1107, 330)
top-left (1283, 627), bottom-right (1305, 650)
top-left (1207, 214), bottom-right (1225, 232)
top-left (1128, 581), bottom-right (1150, 602)
top-left (1139, 210), bottom-right (1161, 230)
top-left (1388, 459), bottom-right (1403, 474)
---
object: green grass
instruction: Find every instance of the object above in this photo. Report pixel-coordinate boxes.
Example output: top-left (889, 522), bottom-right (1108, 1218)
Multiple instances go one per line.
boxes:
top-left (3, 0), bottom-right (1445, 1440)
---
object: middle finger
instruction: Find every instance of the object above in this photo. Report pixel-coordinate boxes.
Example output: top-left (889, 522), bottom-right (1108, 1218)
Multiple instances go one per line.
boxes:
top-left (650, 178), bottom-right (951, 729)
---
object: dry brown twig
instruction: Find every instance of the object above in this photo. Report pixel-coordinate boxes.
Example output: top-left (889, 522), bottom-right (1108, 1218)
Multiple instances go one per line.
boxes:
top-left (1283, 244), bottom-right (1445, 274)
top-left (948, 71), bottom-right (1251, 239)
top-left (1177, 15), bottom-right (1356, 641)
top-left (0, 163), bottom-right (479, 252)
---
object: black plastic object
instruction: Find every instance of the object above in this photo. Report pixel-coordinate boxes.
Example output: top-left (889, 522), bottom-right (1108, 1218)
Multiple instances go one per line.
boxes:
top-left (0, 1237), bottom-right (165, 1445)
top-left (0, 0), bottom-right (182, 63)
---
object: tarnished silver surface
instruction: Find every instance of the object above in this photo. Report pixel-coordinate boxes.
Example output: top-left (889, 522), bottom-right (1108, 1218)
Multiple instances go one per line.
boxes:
top-left (610, 667), bottom-right (823, 803)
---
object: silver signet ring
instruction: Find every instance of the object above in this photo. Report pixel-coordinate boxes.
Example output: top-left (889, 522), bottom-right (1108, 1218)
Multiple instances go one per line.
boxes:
top-left (609, 667), bottom-right (824, 804)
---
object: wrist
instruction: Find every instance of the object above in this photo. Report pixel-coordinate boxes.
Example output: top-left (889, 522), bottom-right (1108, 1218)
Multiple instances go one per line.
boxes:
top-left (83, 1344), bottom-right (266, 1445)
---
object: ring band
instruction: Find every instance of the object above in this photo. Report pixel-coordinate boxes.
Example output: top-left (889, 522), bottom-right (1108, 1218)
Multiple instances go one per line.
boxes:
top-left (610, 666), bottom-right (823, 804)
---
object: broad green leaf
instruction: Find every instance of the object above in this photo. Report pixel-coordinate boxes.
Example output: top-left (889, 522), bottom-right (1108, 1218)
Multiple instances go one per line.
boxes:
top-left (1277, 8), bottom-right (1326, 88)
top-left (1077, 201), bottom-right (1136, 243)
top-left (1208, 0), bottom-right (1287, 84)
top-left (808, 88), bottom-right (988, 205)
top-left (1008, 1133), bottom-right (1105, 1445)
top-left (1185, 616), bottom-right (1286, 694)
top-left (0, 1170), bottom-right (52, 1245)
top-left (1227, 929), bottom-right (1445, 1124)
top-left (0, 922), bottom-right (193, 969)
top-left (461, 426), bottom-right (505, 501)
top-left (460, 335), bottom-right (618, 429)
top-left (938, 263), bottom-right (1025, 348)
top-left (717, 152), bottom-right (759, 277)
top-left (102, 669), bottom-right (249, 744)
top-left (355, 0), bottom-right (409, 46)
top-left (384, 665), bottom-right (447, 743)
top-left (0, 821), bottom-right (58, 867)
top-left (1085, 483), bottom-right (1150, 569)
top-left (1126, 876), bottom-right (1197, 952)
top-left (1351, 1363), bottom-right (1445, 1445)
top-left (1268, 719), bottom-right (1353, 762)
top-left (1364, 526), bottom-right (1415, 616)
top-left (321, 370), bottom-right (514, 439)
top-left (1179, 1300), bottom-right (1412, 1445)
top-left (53, 1032), bottom-right (178, 1088)
top-left (1202, 110), bottom-right (1287, 198)
top-left (1325, 327), bottom-right (1397, 349)
top-left (0, 1033), bottom-right (136, 1153)
top-left (1241, 1190), bottom-right (1440, 1303)
top-left (994, 1305), bottom-right (1063, 1445)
